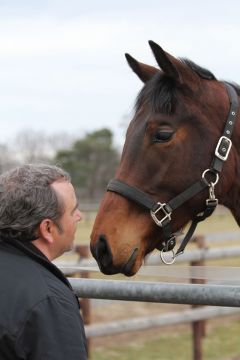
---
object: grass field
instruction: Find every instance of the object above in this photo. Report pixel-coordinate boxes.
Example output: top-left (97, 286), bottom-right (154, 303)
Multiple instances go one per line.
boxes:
top-left (71, 207), bottom-right (240, 360)
top-left (91, 319), bottom-right (240, 360)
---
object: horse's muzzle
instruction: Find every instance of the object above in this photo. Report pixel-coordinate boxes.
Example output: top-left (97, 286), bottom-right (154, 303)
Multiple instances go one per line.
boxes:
top-left (91, 234), bottom-right (115, 274)
top-left (91, 234), bottom-right (139, 276)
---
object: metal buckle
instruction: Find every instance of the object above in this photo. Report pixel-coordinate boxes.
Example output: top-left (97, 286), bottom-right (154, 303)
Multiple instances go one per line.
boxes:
top-left (215, 136), bottom-right (232, 161)
top-left (206, 183), bottom-right (218, 207)
top-left (206, 198), bottom-right (218, 207)
top-left (150, 202), bottom-right (172, 227)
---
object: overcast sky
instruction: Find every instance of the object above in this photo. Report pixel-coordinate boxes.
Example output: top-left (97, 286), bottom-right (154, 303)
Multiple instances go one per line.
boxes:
top-left (1, 0), bottom-right (240, 148)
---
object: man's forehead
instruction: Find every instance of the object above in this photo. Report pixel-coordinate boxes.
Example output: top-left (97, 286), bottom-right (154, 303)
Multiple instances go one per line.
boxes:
top-left (51, 180), bottom-right (76, 201)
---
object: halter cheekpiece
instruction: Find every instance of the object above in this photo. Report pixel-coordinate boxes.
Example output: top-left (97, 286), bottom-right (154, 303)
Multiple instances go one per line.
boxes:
top-left (107, 83), bottom-right (239, 264)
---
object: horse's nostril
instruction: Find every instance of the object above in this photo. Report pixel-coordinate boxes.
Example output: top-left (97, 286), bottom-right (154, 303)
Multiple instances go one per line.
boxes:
top-left (95, 234), bottom-right (113, 267)
top-left (95, 235), bottom-right (107, 258)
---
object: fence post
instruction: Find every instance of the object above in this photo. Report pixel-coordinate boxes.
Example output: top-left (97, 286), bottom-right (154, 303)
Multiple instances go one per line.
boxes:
top-left (75, 245), bottom-right (91, 358)
top-left (191, 235), bottom-right (206, 360)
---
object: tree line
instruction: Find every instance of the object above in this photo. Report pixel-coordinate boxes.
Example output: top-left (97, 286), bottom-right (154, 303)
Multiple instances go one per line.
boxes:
top-left (0, 128), bottom-right (120, 202)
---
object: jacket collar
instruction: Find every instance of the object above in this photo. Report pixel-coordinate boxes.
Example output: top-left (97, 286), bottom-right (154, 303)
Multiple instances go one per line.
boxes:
top-left (6, 239), bottom-right (73, 291)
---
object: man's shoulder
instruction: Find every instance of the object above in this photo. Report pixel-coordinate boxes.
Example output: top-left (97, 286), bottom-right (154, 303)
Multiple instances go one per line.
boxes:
top-left (0, 242), bottom-right (72, 303)
top-left (0, 242), bottom-right (79, 335)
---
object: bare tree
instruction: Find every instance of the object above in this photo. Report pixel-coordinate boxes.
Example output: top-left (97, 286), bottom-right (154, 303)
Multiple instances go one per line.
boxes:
top-left (0, 143), bottom-right (18, 173)
top-left (11, 129), bottom-right (75, 164)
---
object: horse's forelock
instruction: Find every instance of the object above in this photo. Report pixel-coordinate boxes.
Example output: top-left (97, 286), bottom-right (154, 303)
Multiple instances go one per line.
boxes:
top-left (134, 58), bottom-right (240, 120)
top-left (135, 72), bottom-right (177, 115)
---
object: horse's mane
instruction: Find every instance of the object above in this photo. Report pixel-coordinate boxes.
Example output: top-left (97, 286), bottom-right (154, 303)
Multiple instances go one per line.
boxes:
top-left (185, 58), bottom-right (240, 97)
top-left (135, 73), bottom-right (177, 115)
top-left (181, 59), bottom-right (216, 80)
top-left (135, 59), bottom-right (240, 115)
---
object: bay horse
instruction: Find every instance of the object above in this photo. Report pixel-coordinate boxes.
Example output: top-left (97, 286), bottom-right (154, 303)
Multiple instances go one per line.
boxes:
top-left (90, 40), bottom-right (240, 276)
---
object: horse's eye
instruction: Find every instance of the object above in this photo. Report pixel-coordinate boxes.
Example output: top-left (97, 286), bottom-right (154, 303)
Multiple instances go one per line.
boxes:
top-left (153, 130), bottom-right (174, 143)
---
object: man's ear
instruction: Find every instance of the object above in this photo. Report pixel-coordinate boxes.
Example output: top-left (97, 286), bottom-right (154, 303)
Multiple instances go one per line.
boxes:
top-left (38, 219), bottom-right (54, 244)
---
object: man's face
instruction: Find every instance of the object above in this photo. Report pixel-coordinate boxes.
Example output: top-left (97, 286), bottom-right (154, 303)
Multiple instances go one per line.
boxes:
top-left (51, 180), bottom-right (82, 257)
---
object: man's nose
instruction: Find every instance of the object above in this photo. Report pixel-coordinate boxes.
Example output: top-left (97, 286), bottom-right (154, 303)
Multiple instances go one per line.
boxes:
top-left (76, 209), bottom-right (83, 222)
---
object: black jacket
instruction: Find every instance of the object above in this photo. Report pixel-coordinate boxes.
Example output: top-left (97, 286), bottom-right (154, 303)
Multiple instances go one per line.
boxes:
top-left (0, 240), bottom-right (87, 359)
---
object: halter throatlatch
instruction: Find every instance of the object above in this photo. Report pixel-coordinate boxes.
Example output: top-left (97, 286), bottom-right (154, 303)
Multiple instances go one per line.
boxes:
top-left (107, 83), bottom-right (239, 265)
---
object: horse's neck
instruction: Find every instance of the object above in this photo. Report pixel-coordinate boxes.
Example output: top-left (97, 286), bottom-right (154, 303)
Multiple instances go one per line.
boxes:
top-left (225, 188), bottom-right (240, 227)
top-left (223, 127), bottom-right (240, 226)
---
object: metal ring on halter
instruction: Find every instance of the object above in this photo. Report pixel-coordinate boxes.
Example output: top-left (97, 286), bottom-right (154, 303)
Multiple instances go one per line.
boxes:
top-left (160, 249), bottom-right (176, 265)
top-left (202, 169), bottom-right (219, 187)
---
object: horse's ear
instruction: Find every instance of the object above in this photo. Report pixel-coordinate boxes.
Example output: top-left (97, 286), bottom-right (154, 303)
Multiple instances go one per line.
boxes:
top-left (148, 40), bottom-right (199, 89)
top-left (148, 41), bottom-right (180, 81)
top-left (125, 53), bottom-right (158, 83)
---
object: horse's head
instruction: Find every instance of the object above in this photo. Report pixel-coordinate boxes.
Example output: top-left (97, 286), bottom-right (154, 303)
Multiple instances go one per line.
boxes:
top-left (91, 41), bottom-right (240, 276)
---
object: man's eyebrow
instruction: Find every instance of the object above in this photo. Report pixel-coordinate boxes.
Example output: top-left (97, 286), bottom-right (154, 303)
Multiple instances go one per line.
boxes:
top-left (71, 201), bottom-right (79, 214)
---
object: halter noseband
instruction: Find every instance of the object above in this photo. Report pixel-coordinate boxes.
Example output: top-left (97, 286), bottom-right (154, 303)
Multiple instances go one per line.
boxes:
top-left (107, 83), bottom-right (239, 264)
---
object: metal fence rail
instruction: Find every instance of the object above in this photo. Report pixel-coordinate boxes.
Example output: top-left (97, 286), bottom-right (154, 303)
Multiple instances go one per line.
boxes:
top-left (70, 278), bottom-right (240, 307)
top-left (145, 246), bottom-right (240, 265)
top-left (85, 306), bottom-right (240, 338)
top-left (56, 245), bottom-right (240, 274)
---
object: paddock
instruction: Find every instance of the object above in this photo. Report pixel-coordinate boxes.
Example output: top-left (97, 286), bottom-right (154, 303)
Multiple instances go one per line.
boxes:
top-left (56, 231), bottom-right (240, 359)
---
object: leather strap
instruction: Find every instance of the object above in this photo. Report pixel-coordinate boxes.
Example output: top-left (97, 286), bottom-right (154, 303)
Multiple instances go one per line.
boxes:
top-left (107, 178), bottom-right (209, 213)
top-left (107, 179), bottom-right (159, 212)
top-left (211, 83), bottom-right (238, 173)
top-left (175, 202), bottom-right (216, 256)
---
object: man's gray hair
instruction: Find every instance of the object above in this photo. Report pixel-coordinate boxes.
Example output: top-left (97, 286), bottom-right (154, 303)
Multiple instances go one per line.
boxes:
top-left (0, 164), bottom-right (71, 243)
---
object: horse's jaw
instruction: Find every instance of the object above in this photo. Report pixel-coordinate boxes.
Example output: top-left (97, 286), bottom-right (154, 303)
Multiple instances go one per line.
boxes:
top-left (222, 186), bottom-right (240, 227)
top-left (220, 144), bottom-right (240, 226)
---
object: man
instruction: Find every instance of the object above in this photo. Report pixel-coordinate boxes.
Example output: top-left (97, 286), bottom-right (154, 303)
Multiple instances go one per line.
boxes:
top-left (0, 164), bottom-right (87, 359)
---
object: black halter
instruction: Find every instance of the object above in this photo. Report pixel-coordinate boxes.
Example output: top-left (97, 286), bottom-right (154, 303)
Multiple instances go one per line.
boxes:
top-left (107, 83), bottom-right (239, 264)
